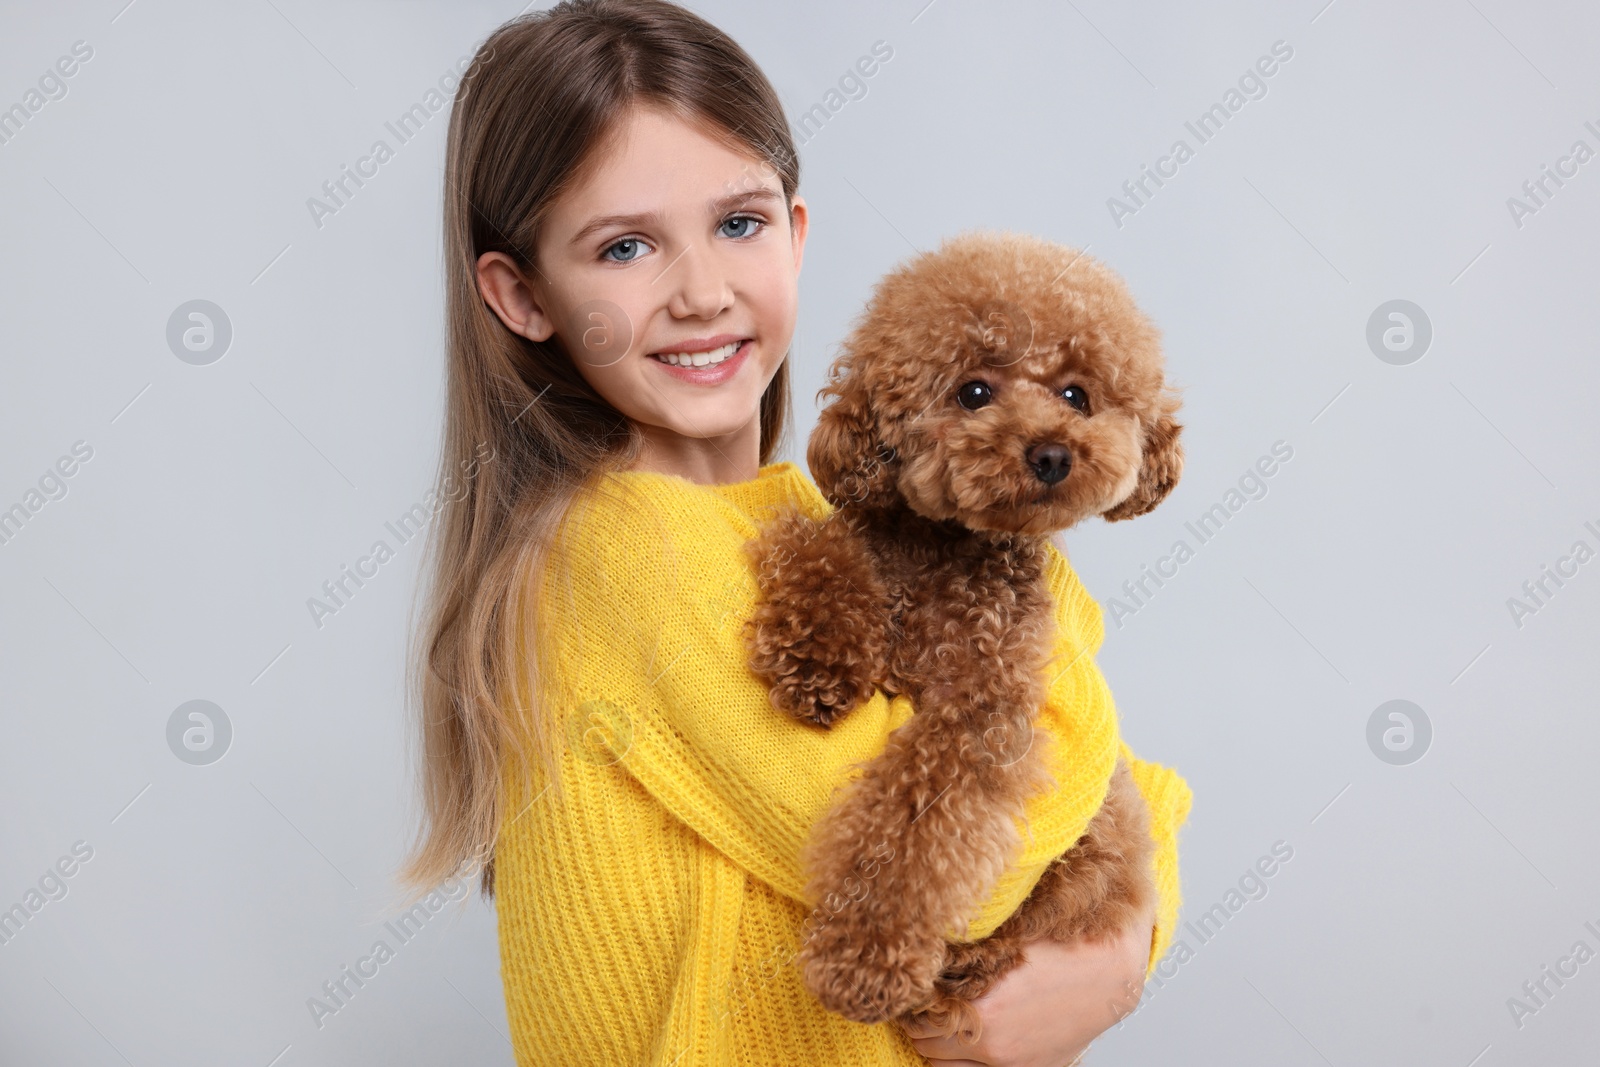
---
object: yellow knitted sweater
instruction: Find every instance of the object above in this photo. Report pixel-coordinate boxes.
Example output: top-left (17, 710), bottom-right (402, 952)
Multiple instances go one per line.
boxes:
top-left (496, 460), bottom-right (1192, 1066)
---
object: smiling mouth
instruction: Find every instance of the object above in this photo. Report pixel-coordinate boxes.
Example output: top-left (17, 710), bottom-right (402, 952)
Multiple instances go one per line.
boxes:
top-left (649, 340), bottom-right (747, 367)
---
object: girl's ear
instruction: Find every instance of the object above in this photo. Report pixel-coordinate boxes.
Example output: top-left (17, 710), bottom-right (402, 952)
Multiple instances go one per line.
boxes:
top-left (807, 374), bottom-right (898, 509)
top-left (1105, 393), bottom-right (1184, 522)
top-left (477, 251), bottom-right (554, 341)
top-left (789, 195), bottom-right (809, 274)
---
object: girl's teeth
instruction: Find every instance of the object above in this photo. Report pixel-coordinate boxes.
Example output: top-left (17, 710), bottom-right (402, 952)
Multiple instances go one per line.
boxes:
top-left (654, 340), bottom-right (742, 367)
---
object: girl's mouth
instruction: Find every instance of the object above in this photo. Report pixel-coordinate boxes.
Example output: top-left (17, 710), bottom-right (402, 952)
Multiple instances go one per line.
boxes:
top-left (647, 339), bottom-right (752, 384)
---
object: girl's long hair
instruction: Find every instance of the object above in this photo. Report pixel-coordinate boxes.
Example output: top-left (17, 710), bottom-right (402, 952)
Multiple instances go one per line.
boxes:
top-left (396, 0), bottom-right (800, 905)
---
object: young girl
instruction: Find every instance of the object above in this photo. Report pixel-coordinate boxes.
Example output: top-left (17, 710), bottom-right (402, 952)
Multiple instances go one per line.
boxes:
top-left (397, 3), bottom-right (1192, 1064)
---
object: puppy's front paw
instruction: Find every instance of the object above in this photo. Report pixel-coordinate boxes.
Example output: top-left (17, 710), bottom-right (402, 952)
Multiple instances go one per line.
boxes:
top-left (899, 993), bottom-right (984, 1046)
top-left (769, 656), bottom-right (875, 727)
top-left (742, 513), bottom-right (890, 728)
top-left (745, 604), bottom-right (879, 727)
top-left (798, 925), bottom-right (943, 1024)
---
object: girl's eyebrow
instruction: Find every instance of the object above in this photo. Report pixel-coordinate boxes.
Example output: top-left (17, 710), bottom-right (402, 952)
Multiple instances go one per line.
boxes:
top-left (567, 188), bottom-right (784, 248)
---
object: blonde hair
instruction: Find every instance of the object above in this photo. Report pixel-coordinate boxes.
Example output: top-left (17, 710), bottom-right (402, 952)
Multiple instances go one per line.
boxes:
top-left (396, 0), bottom-right (801, 905)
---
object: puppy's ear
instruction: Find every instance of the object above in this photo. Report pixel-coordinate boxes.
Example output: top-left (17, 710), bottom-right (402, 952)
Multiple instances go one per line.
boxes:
top-left (1105, 392), bottom-right (1183, 522)
top-left (807, 373), bottom-right (898, 510)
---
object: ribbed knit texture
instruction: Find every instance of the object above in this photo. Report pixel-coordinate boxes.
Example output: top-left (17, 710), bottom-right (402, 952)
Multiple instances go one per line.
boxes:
top-left (496, 460), bottom-right (1192, 1066)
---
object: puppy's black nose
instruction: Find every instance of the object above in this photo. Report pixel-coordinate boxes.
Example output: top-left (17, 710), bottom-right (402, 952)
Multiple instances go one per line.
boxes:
top-left (1027, 442), bottom-right (1072, 485)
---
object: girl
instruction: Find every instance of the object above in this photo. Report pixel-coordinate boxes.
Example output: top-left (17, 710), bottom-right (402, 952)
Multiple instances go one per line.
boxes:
top-left (397, 3), bottom-right (1192, 1065)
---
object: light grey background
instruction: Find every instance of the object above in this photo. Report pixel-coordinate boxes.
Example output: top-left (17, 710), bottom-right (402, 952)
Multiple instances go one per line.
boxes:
top-left (2, 0), bottom-right (1597, 1064)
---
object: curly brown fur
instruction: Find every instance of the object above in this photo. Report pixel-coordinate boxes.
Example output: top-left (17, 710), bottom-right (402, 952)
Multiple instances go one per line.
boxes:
top-left (743, 510), bottom-right (892, 726)
top-left (742, 230), bottom-right (1183, 1031)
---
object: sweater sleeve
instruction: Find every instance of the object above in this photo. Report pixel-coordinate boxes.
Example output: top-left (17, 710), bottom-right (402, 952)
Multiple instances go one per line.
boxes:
top-left (1121, 741), bottom-right (1192, 974)
top-left (537, 479), bottom-right (1189, 972)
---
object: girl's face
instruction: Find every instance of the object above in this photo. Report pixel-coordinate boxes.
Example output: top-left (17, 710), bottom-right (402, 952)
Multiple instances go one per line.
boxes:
top-left (478, 102), bottom-right (808, 483)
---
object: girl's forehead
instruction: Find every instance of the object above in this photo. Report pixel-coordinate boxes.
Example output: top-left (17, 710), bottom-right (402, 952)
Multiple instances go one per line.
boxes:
top-left (555, 106), bottom-right (776, 218)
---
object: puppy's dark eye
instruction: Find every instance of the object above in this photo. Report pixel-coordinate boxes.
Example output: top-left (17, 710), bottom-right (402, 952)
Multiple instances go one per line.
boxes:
top-left (957, 381), bottom-right (993, 410)
top-left (1060, 384), bottom-right (1090, 414)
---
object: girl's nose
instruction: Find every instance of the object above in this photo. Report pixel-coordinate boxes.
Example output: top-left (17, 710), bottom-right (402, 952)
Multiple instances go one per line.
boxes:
top-left (661, 244), bottom-right (734, 319)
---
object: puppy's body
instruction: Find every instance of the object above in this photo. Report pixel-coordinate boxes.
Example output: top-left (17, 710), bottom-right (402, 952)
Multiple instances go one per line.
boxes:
top-left (745, 501), bottom-right (1154, 1035)
top-left (742, 231), bottom-right (1183, 1039)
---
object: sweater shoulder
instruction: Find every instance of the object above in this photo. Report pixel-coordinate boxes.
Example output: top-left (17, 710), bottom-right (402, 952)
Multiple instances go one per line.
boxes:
top-left (556, 462), bottom-right (828, 557)
top-left (541, 466), bottom-right (824, 638)
top-left (1043, 539), bottom-right (1105, 654)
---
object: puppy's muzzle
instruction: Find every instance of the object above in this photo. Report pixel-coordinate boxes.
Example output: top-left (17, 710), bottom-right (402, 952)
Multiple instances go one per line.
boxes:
top-left (1026, 442), bottom-right (1072, 485)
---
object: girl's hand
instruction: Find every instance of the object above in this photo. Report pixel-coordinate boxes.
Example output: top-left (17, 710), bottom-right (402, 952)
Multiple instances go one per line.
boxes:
top-left (897, 906), bottom-right (1155, 1067)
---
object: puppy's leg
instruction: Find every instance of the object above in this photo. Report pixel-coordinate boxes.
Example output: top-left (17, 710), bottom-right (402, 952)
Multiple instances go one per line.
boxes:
top-left (743, 511), bottom-right (891, 727)
top-left (898, 757), bottom-right (1156, 1043)
top-left (795, 694), bottom-right (1054, 1023)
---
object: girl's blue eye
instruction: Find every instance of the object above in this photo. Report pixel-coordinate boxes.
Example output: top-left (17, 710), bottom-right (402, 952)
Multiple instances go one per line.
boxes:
top-left (721, 215), bottom-right (763, 239)
top-left (602, 216), bottom-right (763, 262)
top-left (602, 237), bottom-right (649, 263)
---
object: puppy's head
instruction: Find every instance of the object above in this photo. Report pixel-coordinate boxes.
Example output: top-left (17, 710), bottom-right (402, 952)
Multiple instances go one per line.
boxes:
top-left (809, 230), bottom-right (1183, 535)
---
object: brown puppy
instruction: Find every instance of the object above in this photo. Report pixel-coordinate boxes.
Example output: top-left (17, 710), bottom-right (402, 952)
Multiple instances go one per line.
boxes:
top-left (743, 230), bottom-right (1184, 1039)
